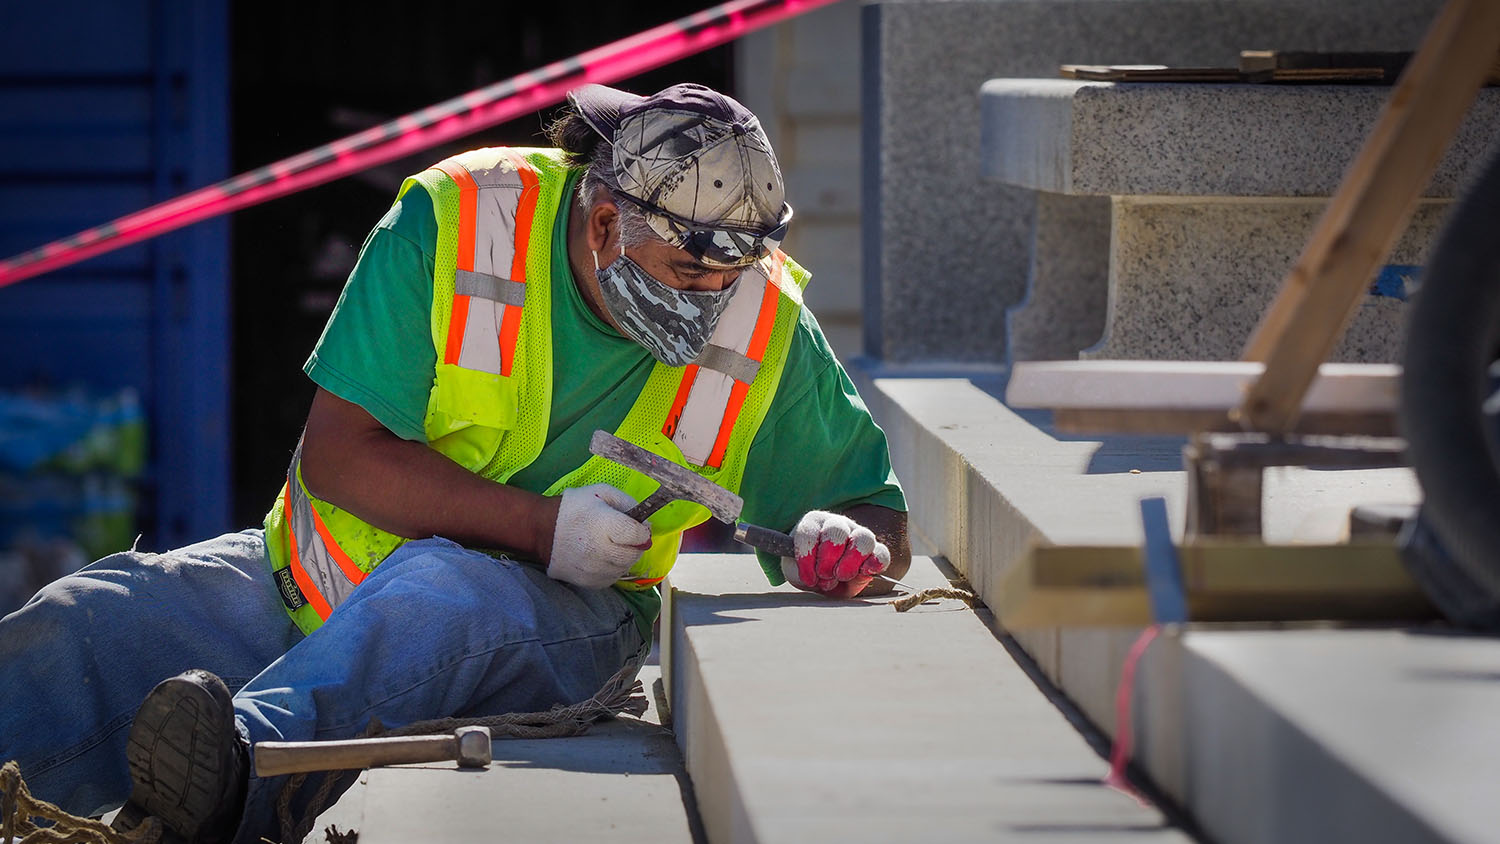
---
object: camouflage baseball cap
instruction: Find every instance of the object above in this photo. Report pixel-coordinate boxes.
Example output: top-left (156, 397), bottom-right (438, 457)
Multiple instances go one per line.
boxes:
top-left (567, 82), bottom-right (793, 268)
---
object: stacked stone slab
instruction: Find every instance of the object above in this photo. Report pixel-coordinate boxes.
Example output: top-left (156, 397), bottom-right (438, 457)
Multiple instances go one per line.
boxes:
top-left (980, 80), bottom-right (1500, 361)
top-left (862, 0), bottom-right (1447, 363)
top-left (661, 555), bottom-right (1190, 843)
top-left (842, 365), bottom-right (1500, 844)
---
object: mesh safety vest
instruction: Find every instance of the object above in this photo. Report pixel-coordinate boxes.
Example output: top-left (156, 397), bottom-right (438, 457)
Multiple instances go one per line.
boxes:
top-left (263, 147), bottom-right (810, 634)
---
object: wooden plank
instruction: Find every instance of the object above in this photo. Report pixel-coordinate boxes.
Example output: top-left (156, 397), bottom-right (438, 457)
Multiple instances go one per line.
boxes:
top-left (1006, 360), bottom-right (1398, 410)
top-left (1060, 64), bottom-right (1241, 82)
top-left (1049, 408), bottom-right (1397, 436)
top-left (1006, 360), bottom-right (1399, 434)
top-left (1238, 0), bottom-right (1500, 433)
top-left (994, 542), bottom-right (1434, 629)
top-left (1239, 50), bottom-right (1409, 82)
top-left (1062, 62), bottom-right (1385, 84)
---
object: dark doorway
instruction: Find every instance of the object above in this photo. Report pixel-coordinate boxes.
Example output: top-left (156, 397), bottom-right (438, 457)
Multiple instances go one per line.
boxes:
top-left (229, 1), bottom-right (734, 524)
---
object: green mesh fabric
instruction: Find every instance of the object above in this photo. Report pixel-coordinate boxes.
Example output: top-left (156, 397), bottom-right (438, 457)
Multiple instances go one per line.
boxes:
top-left (398, 173), bottom-right (459, 358)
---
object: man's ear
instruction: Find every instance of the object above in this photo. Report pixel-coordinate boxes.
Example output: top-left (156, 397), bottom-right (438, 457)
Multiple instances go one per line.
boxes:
top-left (585, 199), bottom-right (619, 254)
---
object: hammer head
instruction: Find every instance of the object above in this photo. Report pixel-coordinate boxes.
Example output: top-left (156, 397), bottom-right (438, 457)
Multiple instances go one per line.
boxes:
top-left (589, 430), bottom-right (744, 523)
top-left (454, 726), bottom-right (492, 768)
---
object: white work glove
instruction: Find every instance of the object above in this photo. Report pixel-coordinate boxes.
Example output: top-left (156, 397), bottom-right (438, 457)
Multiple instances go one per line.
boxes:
top-left (547, 484), bottom-right (653, 589)
top-left (780, 510), bottom-right (891, 599)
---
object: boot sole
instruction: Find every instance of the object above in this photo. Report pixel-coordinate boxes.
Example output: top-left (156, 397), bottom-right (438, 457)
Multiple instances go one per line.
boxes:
top-left (116, 671), bottom-right (237, 842)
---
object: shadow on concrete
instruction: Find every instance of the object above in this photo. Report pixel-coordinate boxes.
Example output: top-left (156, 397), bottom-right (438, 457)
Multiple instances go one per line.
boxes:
top-left (670, 589), bottom-right (868, 625)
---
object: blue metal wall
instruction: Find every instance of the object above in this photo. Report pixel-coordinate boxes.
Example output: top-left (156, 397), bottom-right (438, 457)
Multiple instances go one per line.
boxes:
top-left (0, 0), bottom-right (230, 548)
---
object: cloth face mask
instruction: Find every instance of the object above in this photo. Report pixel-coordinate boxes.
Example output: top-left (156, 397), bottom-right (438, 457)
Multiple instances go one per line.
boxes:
top-left (594, 247), bottom-right (735, 367)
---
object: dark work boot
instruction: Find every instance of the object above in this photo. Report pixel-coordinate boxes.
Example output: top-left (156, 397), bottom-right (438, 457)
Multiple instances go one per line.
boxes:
top-left (111, 669), bottom-right (249, 844)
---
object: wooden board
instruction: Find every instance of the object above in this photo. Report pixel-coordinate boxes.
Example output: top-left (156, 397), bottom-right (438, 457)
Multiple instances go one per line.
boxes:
top-left (1005, 360), bottom-right (1398, 434)
top-left (994, 542), bottom-right (1434, 629)
top-left (1061, 63), bottom-right (1384, 84)
top-left (1239, 50), bottom-right (1409, 82)
top-left (1061, 64), bottom-right (1242, 82)
top-left (1239, 0), bottom-right (1500, 433)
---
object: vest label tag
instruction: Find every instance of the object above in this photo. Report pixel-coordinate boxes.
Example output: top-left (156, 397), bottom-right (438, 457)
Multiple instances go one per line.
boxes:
top-left (274, 567), bottom-right (307, 611)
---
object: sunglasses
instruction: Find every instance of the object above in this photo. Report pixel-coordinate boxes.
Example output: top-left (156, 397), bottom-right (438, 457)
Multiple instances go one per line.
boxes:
top-left (612, 190), bottom-right (793, 269)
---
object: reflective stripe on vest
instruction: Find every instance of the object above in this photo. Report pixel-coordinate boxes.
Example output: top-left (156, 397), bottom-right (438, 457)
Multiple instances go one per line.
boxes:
top-left (282, 438), bottom-right (367, 622)
top-left (435, 149), bottom-right (539, 378)
top-left (663, 252), bottom-right (793, 468)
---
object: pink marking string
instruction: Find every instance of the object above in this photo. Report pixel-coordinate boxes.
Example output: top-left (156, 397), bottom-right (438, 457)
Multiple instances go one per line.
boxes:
top-left (0, 0), bottom-right (840, 289)
top-left (1103, 623), bottom-right (1162, 802)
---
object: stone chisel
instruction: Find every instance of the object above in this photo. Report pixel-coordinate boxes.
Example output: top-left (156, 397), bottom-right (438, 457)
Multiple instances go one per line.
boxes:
top-left (587, 430), bottom-right (913, 591)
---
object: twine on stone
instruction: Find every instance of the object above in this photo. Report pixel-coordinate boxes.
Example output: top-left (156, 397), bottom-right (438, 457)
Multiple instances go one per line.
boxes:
top-left (891, 586), bottom-right (977, 612)
top-left (276, 655), bottom-right (649, 844)
top-left (0, 760), bottom-right (162, 844)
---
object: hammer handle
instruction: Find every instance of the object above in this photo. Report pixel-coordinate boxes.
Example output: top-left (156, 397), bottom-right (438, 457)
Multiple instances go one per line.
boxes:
top-left (255, 734), bottom-right (456, 777)
top-left (626, 487), bottom-right (678, 522)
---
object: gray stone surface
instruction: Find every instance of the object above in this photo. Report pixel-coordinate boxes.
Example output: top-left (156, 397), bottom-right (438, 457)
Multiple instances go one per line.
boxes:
top-left (1084, 198), bottom-right (1443, 361)
top-left (864, 0), bottom-right (1445, 363)
top-left (662, 553), bottom-right (1190, 843)
top-left (1007, 192), bottom-right (1110, 361)
top-left (1136, 629), bottom-right (1500, 844)
top-left (981, 80), bottom-right (1500, 197)
top-left (331, 663), bottom-right (699, 844)
top-left (848, 361), bottom-right (1472, 844)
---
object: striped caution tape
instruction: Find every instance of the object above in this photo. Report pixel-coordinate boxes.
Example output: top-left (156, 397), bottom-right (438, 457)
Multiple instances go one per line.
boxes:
top-left (0, 0), bottom-right (839, 290)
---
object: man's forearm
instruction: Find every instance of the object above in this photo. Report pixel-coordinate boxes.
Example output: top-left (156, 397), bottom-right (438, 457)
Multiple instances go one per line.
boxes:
top-left (299, 389), bottom-right (560, 561)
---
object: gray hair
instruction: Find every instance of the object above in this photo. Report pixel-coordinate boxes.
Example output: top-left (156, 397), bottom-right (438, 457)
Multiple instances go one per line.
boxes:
top-left (577, 142), bottom-right (661, 250)
top-left (544, 109), bottom-right (665, 251)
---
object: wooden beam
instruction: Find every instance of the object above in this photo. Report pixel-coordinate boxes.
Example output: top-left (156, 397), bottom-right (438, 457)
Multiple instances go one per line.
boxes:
top-left (1238, 0), bottom-right (1500, 433)
top-left (994, 542), bottom-right (1434, 629)
top-left (1006, 360), bottom-right (1399, 434)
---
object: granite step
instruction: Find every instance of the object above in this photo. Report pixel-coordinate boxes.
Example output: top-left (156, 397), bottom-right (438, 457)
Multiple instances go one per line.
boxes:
top-left (660, 552), bottom-right (1189, 843)
top-left (847, 360), bottom-right (1500, 844)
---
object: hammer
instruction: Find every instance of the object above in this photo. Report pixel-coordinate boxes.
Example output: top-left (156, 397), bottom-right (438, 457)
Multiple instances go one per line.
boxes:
top-left (588, 430), bottom-right (913, 590)
top-left (253, 726), bottom-right (492, 777)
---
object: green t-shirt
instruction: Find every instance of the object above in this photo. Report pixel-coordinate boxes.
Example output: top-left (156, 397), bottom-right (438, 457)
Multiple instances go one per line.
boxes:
top-left (304, 163), bottom-right (906, 638)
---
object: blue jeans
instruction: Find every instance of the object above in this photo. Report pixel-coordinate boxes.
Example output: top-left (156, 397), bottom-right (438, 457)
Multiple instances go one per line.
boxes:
top-left (0, 530), bottom-right (646, 843)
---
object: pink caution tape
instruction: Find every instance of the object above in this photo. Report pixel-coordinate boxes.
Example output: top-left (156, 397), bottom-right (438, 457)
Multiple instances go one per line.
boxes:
top-left (1104, 623), bottom-right (1161, 802)
top-left (0, 0), bottom-right (839, 290)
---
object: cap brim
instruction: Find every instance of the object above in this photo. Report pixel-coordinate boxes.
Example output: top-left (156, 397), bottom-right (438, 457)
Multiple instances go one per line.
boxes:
top-left (567, 84), bottom-right (646, 142)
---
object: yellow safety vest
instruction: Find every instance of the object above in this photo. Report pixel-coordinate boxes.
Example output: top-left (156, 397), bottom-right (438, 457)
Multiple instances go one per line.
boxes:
top-left (264, 147), bottom-right (809, 634)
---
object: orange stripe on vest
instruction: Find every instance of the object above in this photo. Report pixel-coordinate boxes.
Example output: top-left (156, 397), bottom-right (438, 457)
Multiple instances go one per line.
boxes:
top-left (435, 160), bottom-right (479, 366)
top-left (706, 264), bottom-right (783, 468)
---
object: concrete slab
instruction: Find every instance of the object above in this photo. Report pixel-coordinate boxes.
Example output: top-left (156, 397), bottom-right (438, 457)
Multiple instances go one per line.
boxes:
top-left (979, 80), bottom-right (1500, 197)
top-left (1136, 628), bottom-right (1500, 844)
top-left (863, 0), bottom-right (1444, 362)
top-left (662, 553), bottom-right (1190, 843)
top-left (338, 663), bottom-right (698, 844)
top-left (1082, 197), bottom-right (1439, 361)
top-left (846, 361), bottom-right (1497, 844)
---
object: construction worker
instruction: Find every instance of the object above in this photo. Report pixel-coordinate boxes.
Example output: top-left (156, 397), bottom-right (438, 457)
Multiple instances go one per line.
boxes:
top-left (0, 82), bottom-right (907, 843)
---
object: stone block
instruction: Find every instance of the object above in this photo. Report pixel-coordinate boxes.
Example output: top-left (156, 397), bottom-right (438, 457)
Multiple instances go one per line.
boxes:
top-left (788, 219), bottom-right (860, 318)
top-left (784, 159), bottom-right (860, 217)
top-left (847, 360), bottom-right (1458, 843)
top-left (981, 80), bottom-right (1500, 198)
top-left (1138, 629), bottom-right (1500, 844)
top-left (351, 665), bottom-right (697, 844)
top-left (1006, 192), bottom-right (1110, 361)
top-left (1083, 198), bottom-right (1443, 361)
top-left (663, 553), bottom-right (1189, 843)
top-left (864, 0), bottom-right (1445, 363)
